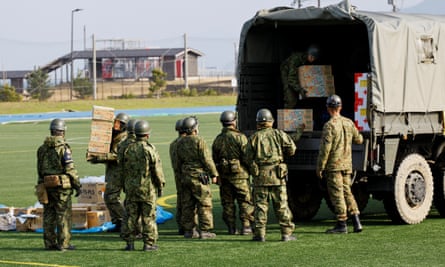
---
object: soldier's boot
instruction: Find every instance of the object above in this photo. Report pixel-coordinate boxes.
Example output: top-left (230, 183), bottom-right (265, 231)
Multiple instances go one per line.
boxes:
top-left (241, 226), bottom-right (253, 235)
top-left (326, 220), bottom-right (348, 234)
top-left (199, 231), bottom-right (216, 239)
top-left (251, 236), bottom-right (265, 242)
top-left (184, 228), bottom-right (200, 239)
top-left (124, 242), bottom-right (134, 251)
top-left (351, 214), bottom-right (363, 233)
top-left (228, 226), bottom-right (238, 235)
top-left (281, 234), bottom-right (297, 242)
top-left (142, 244), bottom-right (158, 252)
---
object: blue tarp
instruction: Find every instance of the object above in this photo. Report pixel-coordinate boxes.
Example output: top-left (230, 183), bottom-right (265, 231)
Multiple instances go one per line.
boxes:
top-left (0, 106), bottom-right (235, 124)
top-left (34, 205), bottom-right (174, 233)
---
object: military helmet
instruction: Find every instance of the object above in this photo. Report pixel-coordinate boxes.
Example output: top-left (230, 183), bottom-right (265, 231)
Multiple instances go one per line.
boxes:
top-left (175, 119), bottom-right (184, 132)
top-left (134, 120), bottom-right (151, 136)
top-left (127, 119), bottom-right (138, 134)
top-left (256, 108), bottom-right (274, 123)
top-left (307, 44), bottom-right (320, 58)
top-left (115, 113), bottom-right (130, 124)
top-left (220, 111), bottom-right (237, 125)
top-left (182, 116), bottom-right (199, 134)
top-left (49, 119), bottom-right (66, 131)
top-left (326, 94), bottom-right (342, 108)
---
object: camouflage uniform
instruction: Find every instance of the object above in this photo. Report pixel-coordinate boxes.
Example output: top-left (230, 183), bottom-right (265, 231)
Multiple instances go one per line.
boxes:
top-left (119, 136), bottom-right (165, 247)
top-left (117, 130), bottom-right (137, 236)
top-left (212, 127), bottom-right (254, 234)
top-left (37, 135), bottom-right (80, 250)
top-left (317, 114), bottom-right (364, 221)
top-left (93, 130), bottom-right (127, 228)
top-left (174, 134), bottom-right (218, 234)
top-left (169, 135), bottom-right (184, 233)
top-left (246, 126), bottom-right (296, 239)
top-left (280, 52), bottom-right (307, 108)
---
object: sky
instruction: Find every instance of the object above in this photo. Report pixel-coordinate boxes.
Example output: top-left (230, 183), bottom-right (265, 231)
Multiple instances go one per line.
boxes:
top-left (0, 0), bottom-right (430, 74)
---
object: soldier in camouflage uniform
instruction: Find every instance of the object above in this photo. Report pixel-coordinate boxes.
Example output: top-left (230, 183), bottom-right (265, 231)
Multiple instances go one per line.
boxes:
top-left (89, 112), bottom-right (129, 232)
top-left (280, 44), bottom-right (320, 108)
top-left (246, 109), bottom-right (297, 242)
top-left (174, 116), bottom-right (219, 239)
top-left (119, 120), bottom-right (165, 251)
top-left (37, 119), bottom-right (81, 251)
top-left (169, 118), bottom-right (187, 235)
top-left (316, 94), bottom-right (364, 234)
top-left (117, 119), bottom-right (140, 236)
top-left (212, 111), bottom-right (254, 235)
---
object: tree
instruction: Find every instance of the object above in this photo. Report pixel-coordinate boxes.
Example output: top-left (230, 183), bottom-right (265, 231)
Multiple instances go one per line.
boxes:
top-left (0, 84), bottom-right (22, 102)
top-left (28, 68), bottom-right (53, 101)
top-left (148, 68), bottom-right (167, 98)
top-left (73, 73), bottom-right (93, 99)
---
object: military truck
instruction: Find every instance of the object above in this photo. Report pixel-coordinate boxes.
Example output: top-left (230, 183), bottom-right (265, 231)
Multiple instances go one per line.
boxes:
top-left (236, 0), bottom-right (445, 224)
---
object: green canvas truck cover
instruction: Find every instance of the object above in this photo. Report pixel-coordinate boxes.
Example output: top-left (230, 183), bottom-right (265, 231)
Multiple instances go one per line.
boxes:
top-left (237, 0), bottom-right (445, 114)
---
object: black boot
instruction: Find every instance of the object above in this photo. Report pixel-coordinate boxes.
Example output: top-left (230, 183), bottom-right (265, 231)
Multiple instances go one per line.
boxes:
top-left (326, 220), bottom-right (347, 234)
top-left (124, 243), bottom-right (134, 251)
top-left (351, 214), bottom-right (363, 233)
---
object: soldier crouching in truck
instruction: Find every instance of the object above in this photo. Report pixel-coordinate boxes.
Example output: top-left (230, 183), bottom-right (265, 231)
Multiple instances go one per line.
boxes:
top-left (280, 44), bottom-right (320, 108)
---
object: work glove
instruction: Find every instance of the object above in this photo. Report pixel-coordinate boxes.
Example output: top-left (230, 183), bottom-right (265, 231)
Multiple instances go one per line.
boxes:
top-left (73, 185), bottom-right (81, 197)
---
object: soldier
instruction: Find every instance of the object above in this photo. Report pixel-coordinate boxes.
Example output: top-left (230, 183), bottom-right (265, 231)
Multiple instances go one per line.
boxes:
top-left (36, 118), bottom-right (81, 251)
top-left (119, 120), bottom-right (165, 251)
top-left (88, 112), bottom-right (129, 232)
top-left (117, 118), bottom-right (139, 236)
top-left (246, 108), bottom-right (297, 242)
top-left (316, 94), bottom-right (364, 234)
top-left (280, 44), bottom-right (320, 108)
top-left (169, 118), bottom-right (187, 235)
top-left (212, 111), bottom-right (254, 235)
top-left (174, 116), bottom-right (219, 239)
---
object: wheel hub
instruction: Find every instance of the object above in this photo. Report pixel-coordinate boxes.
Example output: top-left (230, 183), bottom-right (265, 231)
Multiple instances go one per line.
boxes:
top-left (405, 171), bottom-right (425, 207)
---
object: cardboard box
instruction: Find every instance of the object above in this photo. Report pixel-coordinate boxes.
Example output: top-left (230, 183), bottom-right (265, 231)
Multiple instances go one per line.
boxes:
top-left (87, 210), bottom-right (110, 228)
top-left (87, 120), bottom-right (113, 155)
top-left (90, 120), bottom-right (114, 133)
top-left (277, 109), bottom-right (313, 132)
top-left (72, 208), bottom-right (88, 229)
top-left (78, 183), bottom-right (106, 204)
top-left (28, 208), bottom-right (43, 231)
top-left (87, 107), bottom-right (114, 157)
top-left (92, 105), bottom-right (115, 121)
top-left (298, 65), bottom-right (335, 97)
top-left (16, 214), bottom-right (42, 232)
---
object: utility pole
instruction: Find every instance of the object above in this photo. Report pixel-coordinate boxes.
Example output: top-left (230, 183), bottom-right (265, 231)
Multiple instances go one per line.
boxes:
top-left (92, 34), bottom-right (97, 100)
top-left (70, 8), bottom-right (83, 101)
top-left (183, 33), bottom-right (188, 89)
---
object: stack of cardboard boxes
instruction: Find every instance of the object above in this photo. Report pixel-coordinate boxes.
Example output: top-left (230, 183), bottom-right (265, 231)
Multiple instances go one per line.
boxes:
top-left (4, 106), bottom-right (115, 232)
top-left (277, 65), bottom-right (335, 132)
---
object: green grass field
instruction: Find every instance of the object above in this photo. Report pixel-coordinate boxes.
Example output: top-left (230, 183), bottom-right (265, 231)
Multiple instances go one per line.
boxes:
top-left (1, 97), bottom-right (445, 267)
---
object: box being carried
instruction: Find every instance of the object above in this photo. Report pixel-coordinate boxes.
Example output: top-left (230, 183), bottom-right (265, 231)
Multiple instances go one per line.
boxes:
top-left (298, 65), bottom-right (335, 97)
top-left (87, 106), bottom-right (114, 159)
top-left (277, 109), bottom-right (313, 132)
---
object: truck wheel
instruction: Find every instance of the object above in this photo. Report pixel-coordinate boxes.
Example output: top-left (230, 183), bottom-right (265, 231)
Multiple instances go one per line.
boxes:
top-left (433, 169), bottom-right (445, 216)
top-left (286, 171), bottom-right (322, 221)
top-left (383, 153), bottom-right (433, 224)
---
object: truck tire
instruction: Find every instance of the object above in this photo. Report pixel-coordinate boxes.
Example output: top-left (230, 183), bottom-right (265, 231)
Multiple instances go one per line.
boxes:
top-left (383, 153), bottom-right (433, 224)
top-left (286, 171), bottom-right (322, 221)
top-left (433, 169), bottom-right (445, 216)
